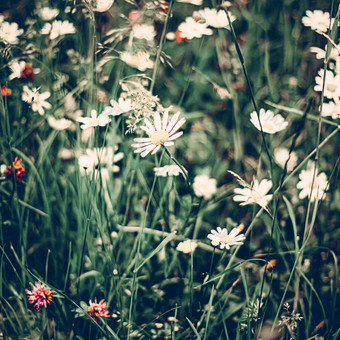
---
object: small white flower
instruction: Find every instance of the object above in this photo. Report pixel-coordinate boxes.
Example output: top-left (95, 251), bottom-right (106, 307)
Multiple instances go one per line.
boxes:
top-left (207, 225), bottom-right (246, 250)
top-left (297, 162), bottom-right (328, 201)
top-left (321, 101), bottom-right (340, 119)
top-left (302, 10), bottom-right (331, 32)
top-left (102, 98), bottom-right (132, 116)
top-left (22, 86), bottom-right (52, 115)
top-left (132, 24), bottom-right (156, 41)
top-left (8, 60), bottom-right (26, 80)
top-left (41, 20), bottom-right (76, 39)
top-left (177, 0), bottom-right (202, 4)
top-left (154, 165), bottom-right (185, 177)
top-left (76, 110), bottom-right (111, 129)
top-left (314, 69), bottom-right (340, 101)
top-left (274, 148), bottom-right (298, 172)
top-left (47, 116), bottom-right (73, 130)
top-left (121, 51), bottom-right (154, 71)
top-left (92, 0), bottom-right (115, 12)
top-left (250, 109), bottom-right (288, 134)
top-left (193, 8), bottom-right (236, 29)
top-left (177, 17), bottom-right (213, 40)
top-left (131, 111), bottom-right (185, 157)
top-left (233, 179), bottom-right (273, 208)
top-left (310, 45), bottom-right (339, 60)
top-left (0, 21), bottom-right (24, 44)
top-left (39, 7), bottom-right (59, 21)
top-left (176, 240), bottom-right (198, 254)
top-left (193, 174), bottom-right (217, 199)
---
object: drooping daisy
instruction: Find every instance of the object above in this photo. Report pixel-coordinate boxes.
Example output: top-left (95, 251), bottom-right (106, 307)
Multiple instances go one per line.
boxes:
top-left (314, 69), bottom-right (340, 101)
top-left (86, 299), bottom-right (110, 322)
top-left (22, 86), bottom-right (52, 115)
top-left (120, 51), bottom-right (154, 71)
top-left (321, 101), bottom-right (340, 119)
top-left (296, 162), bottom-right (328, 201)
top-left (26, 282), bottom-right (54, 311)
top-left (132, 24), bottom-right (156, 41)
top-left (154, 164), bottom-right (185, 177)
top-left (193, 8), bottom-right (236, 29)
top-left (41, 20), bottom-right (76, 39)
top-left (193, 174), bottom-right (217, 199)
top-left (302, 10), bottom-right (331, 32)
top-left (176, 240), bottom-right (198, 254)
top-left (250, 109), bottom-right (288, 134)
top-left (0, 21), bottom-right (24, 44)
top-left (233, 179), bottom-right (273, 208)
top-left (207, 225), bottom-right (246, 250)
top-left (274, 148), bottom-right (298, 172)
top-left (132, 111), bottom-right (186, 157)
top-left (177, 17), bottom-right (213, 40)
top-left (101, 97), bottom-right (132, 116)
top-left (76, 109), bottom-right (111, 129)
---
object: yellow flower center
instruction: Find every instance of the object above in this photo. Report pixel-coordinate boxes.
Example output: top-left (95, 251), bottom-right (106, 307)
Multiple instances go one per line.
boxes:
top-left (262, 122), bottom-right (274, 131)
top-left (220, 235), bottom-right (233, 244)
top-left (151, 130), bottom-right (169, 146)
top-left (250, 191), bottom-right (262, 201)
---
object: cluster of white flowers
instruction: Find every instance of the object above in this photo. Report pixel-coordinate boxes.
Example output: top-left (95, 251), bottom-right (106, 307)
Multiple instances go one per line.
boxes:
top-left (0, 16), bottom-right (23, 44)
top-left (41, 20), bottom-right (76, 40)
top-left (304, 10), bottom-right (340, 120)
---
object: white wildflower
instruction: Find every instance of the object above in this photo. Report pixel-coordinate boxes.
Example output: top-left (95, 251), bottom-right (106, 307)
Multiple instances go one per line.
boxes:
top-left (76, 109), bottom-right (111, 129)
top-left (154, 165), bottom-right (185, 177)
top-left (121, 51), bottom-right (154, 71)
top-left (274, 148), bottom-right (298, 172)
top-left (314, 69), bottom-right (340, 101)
top-left (39, 7), bottom-right (59, 21)
top-left (41, 20), bottom-right (76, 39)
top-left (207, 225), bottom-right (246, 250)
top-left (302, 10), bottom-right (331, 32)
top-left (22, 86), bottom-right (52, 115)
top-left (177, 17), bottom-right (213, 40)
top-left (193, 174), bottom-right (217, 199)
top-left (193, 8), bottom-right (236, 29)
top-left (176, 240), bottom-right (198, 254)
top-left (132, 24), bottom-right (156, 41)
top-left (0, 21), bottom-right (23, 44)
top-left (250, 109), bottom-right (288, 134)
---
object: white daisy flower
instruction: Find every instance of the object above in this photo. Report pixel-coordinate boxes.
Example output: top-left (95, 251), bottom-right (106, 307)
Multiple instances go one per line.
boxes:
top-left (102, 98), bottom-right (132, 116)
top-left (310, 45), bottom-right (339, 60)
top-left (131, 111), bottom-right (185, 157)
top-left (120, 51), bottom-right (154, 71)
top-left (177, 17), bottom-right (213, 40)
top-left (250, 109), bottom-right (288, 134)
top-left (154, 164), bottom-right (185, 177)
top-left (193, 174), bottom-right (217, 199)
top-left (76, 109), bottom-right (111, 129)
top-left (47, 116), bottom-right (73, 130)
top-left (132, 24), bottom-right (156, 41)
top-left (314, 69), bottom-right (340, 101)
top-left (22, 86), bottom-right (52, 115)
top-left (233, 179), bottom-right (273, 208)
top-left (177, 0), bottom-right (202, 4)
top-left (193, 8), bottom-right (236, 29)
top-left (274, 148), bottom-right (298, 172)
top-left (297, 162), bottom-right (328, 201)
top-left (207, 225), bottom-right (246, 250)
top-left (0, 21), bottom-right (24, 44)
top-left (176, 240), bottom-right (198, 254)
top-left (41, 20), bottom-right (76, 40)
top-left (8, 60), bottom-right (26, 80)
top-left (39, 7), bottom-right (59, 21)
top-left (321, 101), bottom-right (340, 119)
top-left (92, 0), bottom-right (115, 12)
top-left (302, 10), bottom-right (331, 32)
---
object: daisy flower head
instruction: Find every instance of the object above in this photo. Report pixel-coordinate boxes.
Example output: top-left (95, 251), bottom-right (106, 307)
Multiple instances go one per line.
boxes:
top-left (121, 51), bottom-right (154, 71)
top-left (302, 10), bottom-right (331, 32)
top-left (22, 86), bottom-right (52, 115)
top-left (193, 174), bottom-right (217, 199)
top-left (297, 162), bottom-right (328, 201)
top-left (132, 111), bottom-right (185, 157)
top-left (250, 109), bottom-right (288, 134)
top-left (321, 101), bottom-right (340, 119)
top-left (0, 21), bottom-right (24, 44)
top-left (154, 164), bottom-right (185, 177)
top-left (274, 148), bottom-right (298, 172)
top-left (193, 8), bottom-right (236, 29)
top-left (177, 17), bottom-right (213, 40)
top-left (41, 20), bottom-right (76, 40)
top-left (26, 282), bottom-right (54, 311)
top-left (101, 97), bottom-right (132, 117)
top-left (176, 240), bottom-right (198, 254)
top-left (207, 225), bottom-right (246, 250)
top-left (233, 179), bottom-right (273, 208)
top-left (86, 299), bottom-right (110, 322)
top-left (39, 7), bottom-right (59, 21)
top-left (177, 0), bottom-right (203, 4)
top-left (314, 69), bottom-right (340, 101)
top-left (76, 109), bottom-right (111, 129)
top-left (47, 116), bottom-right (73, 130)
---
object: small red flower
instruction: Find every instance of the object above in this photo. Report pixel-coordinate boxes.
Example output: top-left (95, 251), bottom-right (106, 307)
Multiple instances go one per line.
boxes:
top-left (21, 62), bottom-right (35, 82)
top-left (26, 282), bottom-right (54, 311)
top-left (1, 86), bottom-right (12, 96)
top-left (86, 299), bottom-right (110, 322)
top-left (4, 156), bottom-right (25, 181)
top-left (129, 10), bottom-right (140, 20)
top-left (175, 30), bottom-right (187, 43)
